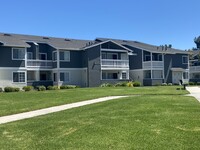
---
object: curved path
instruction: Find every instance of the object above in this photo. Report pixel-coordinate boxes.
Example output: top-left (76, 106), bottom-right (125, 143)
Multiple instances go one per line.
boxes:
top-left (186, 86), bottom-right (200, 102)
top-left (0, 96), bottom-right (128, 125)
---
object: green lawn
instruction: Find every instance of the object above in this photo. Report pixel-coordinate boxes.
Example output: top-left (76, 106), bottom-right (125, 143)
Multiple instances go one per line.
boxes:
top-left (0, 86), bottom-right (187, 116)
top-left (0, 93), bottom-right (200, 149)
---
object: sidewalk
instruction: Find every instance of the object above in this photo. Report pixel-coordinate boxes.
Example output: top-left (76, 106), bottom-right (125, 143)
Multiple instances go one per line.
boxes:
top-left (186, 86), bottom-right (200, 102)
top-left (0, 96), bottom-right (128, 125)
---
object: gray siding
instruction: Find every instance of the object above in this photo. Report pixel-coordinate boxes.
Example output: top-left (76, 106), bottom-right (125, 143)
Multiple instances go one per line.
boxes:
top-left (123, 45), bottom-right (143, 70)
top-left (0, 46), bottom-right (25, 67)
top-left (86, 45), bottom-right (101, 87)
top-left (60, 51), bottom-right (83, 68)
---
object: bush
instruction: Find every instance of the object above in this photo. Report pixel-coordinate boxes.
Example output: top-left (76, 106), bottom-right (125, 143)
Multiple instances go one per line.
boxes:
top-left (60, 85), bottom-right (77, 89)
top-left (133, 81), bottom-right (141, 87)
top-left (4, 87), bottom-right (20, 92)
top-left (127, 82), bottom-right (133, 87)
top-left (0, 87), bottom-right (3, 92)
top-left (161, 83), bottom-right (167, 86)
top-left (189, 82), bottom-right (194, 85)
top-left (36, 86), bottom-right (46, 91)
top-left (197, 82), bottom-right (200, 85)
top-left (115, 82), bottom-right (128, 87)
top-left (47, 86), bottom-right (59, 90)
top-left (22, 86), bottom-right (33, 92)
top-left (100, 83), bottom-right (113, 87)
top-left (168, 83), bottom-right (173, 86)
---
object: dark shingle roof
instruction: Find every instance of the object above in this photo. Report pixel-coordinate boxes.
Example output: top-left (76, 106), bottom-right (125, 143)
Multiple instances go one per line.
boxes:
top-left (96, 38), bottom-right (189, 54)
top-left (0, 33), bottom-right (93, 50)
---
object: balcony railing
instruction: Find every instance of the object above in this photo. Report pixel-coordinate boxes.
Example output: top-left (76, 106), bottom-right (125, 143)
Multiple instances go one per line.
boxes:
top-left (143, 61), bottom-right (164, 69)
top-left (101, 59), bottom-right (129, 69)
top-left (190, 66), bottom-right (200, 72)
top-left (27, 60), bottom-right (53, 69)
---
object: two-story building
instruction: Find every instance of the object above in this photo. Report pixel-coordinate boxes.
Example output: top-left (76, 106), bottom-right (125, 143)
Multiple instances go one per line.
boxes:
top-left (0, 33), bottom-right (189, 88)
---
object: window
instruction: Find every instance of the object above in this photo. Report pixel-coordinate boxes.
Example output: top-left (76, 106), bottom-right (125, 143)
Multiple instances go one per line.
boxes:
top-left (158, 54), bottom-right (163, 61)
top-left (60, 51), bottom-right (70, 61)
top-left (182, 56), bottom-right (188, 64)
top-left (13, 72), bottom-right (25, 83)
top-left (122, 72), bottom-right (127, 79)
top-left (12, 48), bottom-right (25, 60)
top-left (183, 72), bottom-right (189, 79)
top-left (27, 52), bottom-right (33, 60)
top-left (101, 52), bottom-right (106, 59)
top-left (39, 53), bottom-right (47, 60)
top-left (144, 70), bottom-right (151, 78)
top-left (53, 73), bottom-right (57, 82)
top-left (60, 72), bottom-right (70, 82)
top-left (53, 51), bottom-right (57, 61)
top-left (145, 55), bottom-right (151, 61)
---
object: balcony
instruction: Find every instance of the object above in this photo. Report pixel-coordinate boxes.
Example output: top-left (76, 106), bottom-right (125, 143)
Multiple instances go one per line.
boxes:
top-left (27, 60), bottom-right (53, 69)
top-left (101, 59), bottom-right (129, 69)
top-left (190, 66), bottom-right (200, 73)
top-left (143, 61), bottom-right (164, 69)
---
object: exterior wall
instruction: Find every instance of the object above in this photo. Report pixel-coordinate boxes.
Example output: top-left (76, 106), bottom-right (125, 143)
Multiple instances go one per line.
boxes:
top-left (125, 46), bottom-right (143, 70)
top-left (143, 79), bottom-right (163, 86)
top-left (53, 69), bottom-right (87, 87)
top-left (0, 46), bottom-right (25, 67)
top-left (129, 69), bottom-right (143, 85)
top-left (164, 54), bottom-right (188, 83)
top-left (60, 51), bottom-right (83, 68)
top-left (86, 45), bottom-right (101, 87)
top-left (0, 68), bottom-right (27, 89)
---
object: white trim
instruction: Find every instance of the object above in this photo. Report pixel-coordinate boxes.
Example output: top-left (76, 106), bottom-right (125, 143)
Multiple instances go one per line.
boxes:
top-left (0, 67), bottom-right (26, 70)
top-left (12, 71), bottom-right (26, 84)
top-left (182, 56), bottom-right (189, 64)
top-left (12, 47), bottom-right (26, 60)
top-left (60, 71), bottom-right (70, 82)
top-left (52, 68), bottom-right (87, 71)
top-left (59, 51), bottom-right (70, 62)
top-left (39, 53), bottom-right (47, 60)
top-left (101, 49), bottom-right (128, 53)
top-left (27, 52), bottom-right (33, 59)
top-left (84, 40), bottom-right (132, 52)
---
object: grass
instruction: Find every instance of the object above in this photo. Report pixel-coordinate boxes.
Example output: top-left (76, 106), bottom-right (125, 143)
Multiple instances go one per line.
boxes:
top-left (0, 94), bottom-right (200, 149)
top-left (0, 86), bottom-right (188, 116)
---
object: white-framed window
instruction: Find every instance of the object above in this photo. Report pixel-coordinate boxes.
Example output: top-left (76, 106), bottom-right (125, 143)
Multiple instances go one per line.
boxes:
top-left (39, 53), bottom-right (47, 60)
top-left (12, 48), bottom-right (25, 60)
top-left (182, 56), bottom-right (188, 64)
top-left (13, 72), bottom-right (26, 83)
top-left (60, 51), bottom-right (70, 61)
top-left (53, 51), bottom-right (57, 61)
top-left (27, 52), bottom-right (33, 60)
top-left (145, 55), bottom-right (151, 61)
top-left (60, 72), bottom-right (70, 82)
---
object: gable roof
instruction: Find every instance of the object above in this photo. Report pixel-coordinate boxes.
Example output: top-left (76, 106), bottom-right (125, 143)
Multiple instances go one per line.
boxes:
top-left (0, 33), bottom-right (92, 50)
top-left (83, 40), bottom-right (132, 52)
top-left (96, 38), bottom-right (189, 54)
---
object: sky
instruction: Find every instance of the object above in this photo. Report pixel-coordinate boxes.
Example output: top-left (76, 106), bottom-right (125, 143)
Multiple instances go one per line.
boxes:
top-left (1, 0), bottom-right (199, 50)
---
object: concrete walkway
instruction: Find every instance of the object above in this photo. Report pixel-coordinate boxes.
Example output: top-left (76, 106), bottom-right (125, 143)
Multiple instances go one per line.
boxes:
top-left (0, 96), bottom-right (128, 125)
top-left (186, 86), bottom-right (200, 102)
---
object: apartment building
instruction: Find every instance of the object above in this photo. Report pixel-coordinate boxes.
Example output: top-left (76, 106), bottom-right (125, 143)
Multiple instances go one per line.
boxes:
top-left (0, 33), bottom-right (189, 88)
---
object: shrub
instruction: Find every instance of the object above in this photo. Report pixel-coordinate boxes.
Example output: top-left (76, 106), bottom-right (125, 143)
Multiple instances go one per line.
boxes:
top-left (47, 86), bottom-right (59, 90)
top-left (197, 82), bottom-right (200, 85)
top-left (36, 86), bottom-right (46, 91)
top-left (22, 86), bottom-right (33, 92)
top-left (4, 87), bottom-right (20, 92)
top-left (127, 82), bottom-right (133, 87)
top-left (100, 83), bottom-right (113, 87)
top-left (188, 82), bottom-right (194, 85)
top-left (133, 81), bottom-right (141, 87)
top-left (115, 82), bottom-right (127, 87)
top-left (161, 83), bottom-right (167, 86)
top-left (168, 83), bottom-right (173, 86)
top-left (0, 87), bottom-right (3, 92)
top-left (60, 85), bottom-right (77, 89)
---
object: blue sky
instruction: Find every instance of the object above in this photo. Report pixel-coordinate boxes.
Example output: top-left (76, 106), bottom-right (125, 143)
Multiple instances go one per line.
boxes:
top-left (1, 0), bottom-right (199, 50)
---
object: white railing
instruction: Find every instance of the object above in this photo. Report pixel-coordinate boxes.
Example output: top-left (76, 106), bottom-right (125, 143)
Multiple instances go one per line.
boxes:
top-left (27, 60), bottom-right (53, 69)
top-left (143, 61), bottom-right (164, 69)
top-left (101, 59), bottom-right (129, 68)
top-left (190, 66), bottom-right (200, 72)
